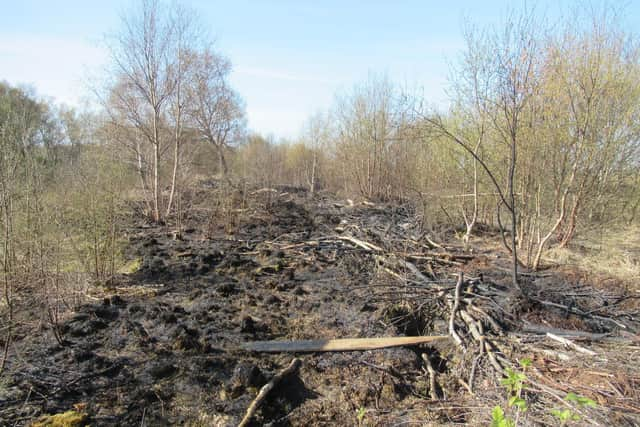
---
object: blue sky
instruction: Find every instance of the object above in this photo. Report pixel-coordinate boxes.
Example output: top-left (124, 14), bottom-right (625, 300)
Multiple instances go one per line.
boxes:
top-left (1, 1), bottom-right (638, 138)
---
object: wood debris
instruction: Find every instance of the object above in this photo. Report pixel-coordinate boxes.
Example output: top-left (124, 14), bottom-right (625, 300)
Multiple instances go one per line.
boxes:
top-left (242, 336), bottom-right (449, 353)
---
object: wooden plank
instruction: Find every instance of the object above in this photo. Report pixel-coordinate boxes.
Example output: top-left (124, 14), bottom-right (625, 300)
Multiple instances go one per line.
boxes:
top-left (241, 336), bottom-right (449, 353)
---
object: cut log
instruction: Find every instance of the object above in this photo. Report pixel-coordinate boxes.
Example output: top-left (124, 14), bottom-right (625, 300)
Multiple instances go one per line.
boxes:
top-left (242, 336), bottom-right (449, 353)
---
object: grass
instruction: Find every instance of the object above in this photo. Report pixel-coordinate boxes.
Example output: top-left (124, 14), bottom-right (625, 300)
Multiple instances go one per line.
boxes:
top-left (30, 410), bottom-right (88, 427)
top-left (118, 257), bottom-right (142, 275)
top-left (545, 224), bottom-right (640, 288)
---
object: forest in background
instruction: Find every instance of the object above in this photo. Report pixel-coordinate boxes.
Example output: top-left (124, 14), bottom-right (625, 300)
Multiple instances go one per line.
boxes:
top-left (1, 0), bottom-right (639, 370)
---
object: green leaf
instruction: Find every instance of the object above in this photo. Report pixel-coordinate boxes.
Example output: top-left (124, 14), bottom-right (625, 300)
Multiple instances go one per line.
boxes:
top-left (565, 392), bottom-right (579, 402)
top-left (508, 396), bottom-right (528, 411)
top-left (551, 408), bottom-right (574, 422)
top-left (576, 396), bottom-right (597, 408)
top-left (519, 358), bottom-right (532, 369)
top-left (565, 392), bottom-right (597, 408)
top-left (491, 406), bottom-right (516, 427)
top-left (491, 405), bottom-right (505, 426)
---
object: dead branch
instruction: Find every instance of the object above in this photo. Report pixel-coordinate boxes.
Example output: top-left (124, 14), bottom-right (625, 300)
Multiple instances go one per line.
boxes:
top-left (335, 235), bottom-right (383, 252)
top-left (449, 272), bottom-right (464, 348)
top-left (537, 300), bottom-right (628, 329)
top-left (520, 322), bottom-right (608, 339)
top-left (250, 188), bottom-right (278, 195)
top-left (238, 358), bottom-right (302, 427)
top-left (546, 332), bottom-right (598, 356)
top-left (421, 353), bottom-right (439, 400)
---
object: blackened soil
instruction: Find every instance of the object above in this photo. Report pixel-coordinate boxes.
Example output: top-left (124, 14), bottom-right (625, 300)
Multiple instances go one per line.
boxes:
top-left (0, 188), bottom-right (451, 426)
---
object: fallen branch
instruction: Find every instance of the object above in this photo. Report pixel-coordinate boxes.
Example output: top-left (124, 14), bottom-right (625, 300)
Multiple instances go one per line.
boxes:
top-left (423, 234), bottom-right (446, 250)
top-left (241, 336), bottom-right (449, 353)
top-left (469, 305), bottom-right (504, 336)
top-left (400, 259), bottom-right (432, 282)
top-left (407, 254), bottom-right (463, 266)
top-left (449, 272), bottom-right (464, 347)
top-left (521, 322), bottom-right (608, 340)
top-left (460, 310), bottom-right (484, 352)
top-left (250, 188), bottom-right (278, 195)
top-left (537, 300), bottom-right (628, 329)
top-left (546, 333), bottom-right (597, 356)
top-left (421, 353), bottom-right (439, 400)
top-left (238, 358), bottom-right (302, 427)
top-left (336, 235), bottom-right (382, 252)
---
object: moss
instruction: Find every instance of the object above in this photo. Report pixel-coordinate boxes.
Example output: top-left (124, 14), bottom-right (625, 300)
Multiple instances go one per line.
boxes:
top-left (118, 257), bottom-right (142, 274)
top-left (31, 410), bottom-right (88, 427)
top-left (254, 261), bottom-right (283, 275)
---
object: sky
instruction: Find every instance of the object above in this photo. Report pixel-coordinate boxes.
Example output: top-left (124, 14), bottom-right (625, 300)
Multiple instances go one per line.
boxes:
top-left (1, 1), bottom-right (639, 139)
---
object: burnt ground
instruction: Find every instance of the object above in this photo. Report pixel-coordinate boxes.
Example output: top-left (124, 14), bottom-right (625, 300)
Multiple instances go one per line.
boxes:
top-left (1, 183), bottom-right (639, 426)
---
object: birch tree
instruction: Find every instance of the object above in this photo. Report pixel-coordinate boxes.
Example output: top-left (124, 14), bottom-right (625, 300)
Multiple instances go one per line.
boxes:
top-left (186, 48), bottom-right (246, 179)
top-left (104, 0), bottom-right (200, 222)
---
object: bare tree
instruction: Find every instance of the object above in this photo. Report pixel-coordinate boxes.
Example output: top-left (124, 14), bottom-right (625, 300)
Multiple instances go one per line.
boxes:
top-left (186, 48), bottom-right (246, 180)
top-left (425, 12), bottom-right (542, 290)
top-left (513, 7), bottom-right (640, 269)
top-left (103, 0), bottom-right (201, 222)
top-left (448, 24), bottom-right (493, 247)
top-left (299, 112), bottom-right (331, 196)
top-left (333, 76), bottom-right (414, 201)
top-left (164, 5), bottom-right (204, 216)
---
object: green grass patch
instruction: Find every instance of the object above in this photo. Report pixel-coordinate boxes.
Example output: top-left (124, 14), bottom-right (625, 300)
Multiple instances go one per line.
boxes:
top-left (118, 257), bottom-right (142, 275)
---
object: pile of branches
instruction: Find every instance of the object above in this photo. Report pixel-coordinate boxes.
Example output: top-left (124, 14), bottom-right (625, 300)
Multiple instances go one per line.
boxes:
top-left (261, 193), bottom-right (640, 425)
top-left (344, 207), bottom-right (640, 425)
top-left (204, 189), bottom-right (639, 425)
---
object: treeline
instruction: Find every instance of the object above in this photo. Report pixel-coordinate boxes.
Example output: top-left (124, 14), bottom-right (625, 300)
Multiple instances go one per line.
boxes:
top-left (232, 9), bottom-right (640, 274)
top-left (0, 83), bottom-right (132, 359)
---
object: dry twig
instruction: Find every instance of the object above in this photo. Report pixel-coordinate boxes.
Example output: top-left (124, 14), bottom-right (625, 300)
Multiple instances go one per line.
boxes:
top-left (449, 272), bottom-right (464, 347)
top-left (238, 358), bottom-right (302, 427)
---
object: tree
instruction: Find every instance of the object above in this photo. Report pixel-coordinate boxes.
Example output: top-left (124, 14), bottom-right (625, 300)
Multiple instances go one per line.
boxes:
top-left (426, 12), bottom-right (543, 290)
top-left (103, 0), bottom-right (200, 222)
top-left (186, 48), bottom-right (246, 179)
top-left (503, 7), bottom-right (640, 269)
top-left (546, 11), bottom-right (640, 249)
top-left (333, 76), bottom-right (414, 201)
top-left (299, 112), bottom-right (331, 195)
top-left (0, 82), bottom-right (66, 365)
top-left (448, 24), bottom-right (493, 247)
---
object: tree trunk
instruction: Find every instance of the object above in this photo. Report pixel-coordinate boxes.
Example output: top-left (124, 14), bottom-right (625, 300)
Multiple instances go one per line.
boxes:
top-left (135, 139), bottom-right (153, 216)
top-left (166, 128), bottom-right (180, 217)
top-left (558, 198), bottom-right (580, 248)
top-left (532, 189), bottom-right (568, 270)
top-left (508, 135), bottom-right (519, 290)
top-left (463, 151), bottom-right (479, 249)
top-left (153, 142), bottom-right (161, 223)
top-left (218, 145), bottom-right (229, 177)
top-left (309, 151), bottom-right (317, 196)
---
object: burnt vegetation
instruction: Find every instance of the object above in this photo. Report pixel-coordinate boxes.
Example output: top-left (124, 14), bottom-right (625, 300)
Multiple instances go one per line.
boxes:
top-left (1, 1), bottom-right (640, 426)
